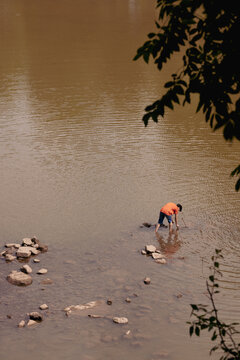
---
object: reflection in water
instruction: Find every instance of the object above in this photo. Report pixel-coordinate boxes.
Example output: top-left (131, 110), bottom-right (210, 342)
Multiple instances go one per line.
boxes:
top-left (0, 1), bottom-right (240, 360)
top-left (155, 230), bottom-right (182, 257)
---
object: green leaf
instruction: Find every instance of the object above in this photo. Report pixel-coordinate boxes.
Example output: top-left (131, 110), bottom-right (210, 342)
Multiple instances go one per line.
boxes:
top-left (209, 275), bottom-right (214, 282)
top-left (195, 326), bottom-right (200, 336)
top-left (148, 33), bottom-right (156, 39)
top-left (189, 325), bottom-right (194, 336)
top-left (164, 81), bottom-right (175, 88)
top-left (191, 304), bottom-right (199, 311)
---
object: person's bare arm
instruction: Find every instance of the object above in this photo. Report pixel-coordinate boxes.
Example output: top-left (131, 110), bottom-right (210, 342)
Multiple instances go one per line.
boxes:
top-left (175, 213), bottom-right (179, 229)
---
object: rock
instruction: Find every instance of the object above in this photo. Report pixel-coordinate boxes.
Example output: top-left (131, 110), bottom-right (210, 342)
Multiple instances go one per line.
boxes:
top-left (125, 298), bottom-right (131, 303)
top-left (7, 314), bottom-right (12, 319)
top-left (29, 312), bottom-right (43, 321)
top-left (37, 268), bottom-right (48, 275)
top-left (31, 236), bottom-right (40, 245)
top-left (17, 246), bottom-right (32, 258)
top-left (106, 299), bottom-right (112, 305)
top-left (40, 278), bottom-right (53, 285)
top-left (5, 254), bottom-right (16, 262)
top-left (113, 317), bottom-right (128, 324)
top-left (30, 248), bottom-right (40, 255)
top-left (21, 264), bottom-right (32, 274)
top-left (33, 258), bottom-right (40, 263)
top-left (37, 243), bottom-right (48, 252)
top-left (155, 258), bottom-right (167, 264)
top-left (39, 304), bottom-right (48, 310)
top-left (64, 300), bottom-right (102, 315)
top-left (7, 271), bottom-right (32, 286)
top-left (145, 245), bottom-right (156, 254)
top-left (5, 243), bottom-right (20, 248)
top-left (18, 320), bottom-right (25, 328)
top-left (27, 319), bottom-right (37, 326)
top-left (142, 222), bottom-right (152, 228)
top-left (88, 314), bottom-right (103, 318)
top-left (144, 277), bottom-right (151, 284)
top-left (141, 249), bottom-right (147, 255)
top-left (22, 238), bottom-right (33, 246)
top-left (152, 252), bottom-right (165, 260)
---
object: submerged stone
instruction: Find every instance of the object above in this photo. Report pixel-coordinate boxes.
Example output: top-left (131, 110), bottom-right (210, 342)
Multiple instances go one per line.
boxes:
top-left (7, 271), bottom-right (32, 286)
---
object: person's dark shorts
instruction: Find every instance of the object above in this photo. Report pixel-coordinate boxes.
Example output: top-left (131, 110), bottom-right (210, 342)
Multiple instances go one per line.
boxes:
top-left (158, 211), bottom-right (172, 224)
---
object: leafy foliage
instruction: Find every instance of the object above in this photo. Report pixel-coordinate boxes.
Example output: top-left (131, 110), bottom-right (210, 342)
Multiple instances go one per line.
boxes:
top-left (134, 0), bottom-right (240, 190)
top-left (187, 249), bottom-right (240, 359)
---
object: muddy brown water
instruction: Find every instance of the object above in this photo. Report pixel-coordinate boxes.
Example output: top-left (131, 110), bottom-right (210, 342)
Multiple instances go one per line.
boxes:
top-left (0, 1), bottom-right (240, 359)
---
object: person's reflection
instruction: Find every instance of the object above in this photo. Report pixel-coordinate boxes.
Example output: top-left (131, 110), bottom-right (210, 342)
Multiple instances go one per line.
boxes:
top-left (155, 229), bottom-right (182, 257)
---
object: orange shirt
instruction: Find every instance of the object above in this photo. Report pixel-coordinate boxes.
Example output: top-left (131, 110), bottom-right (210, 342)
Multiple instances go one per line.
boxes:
top-left (160, 202), bottom-right (179, 216)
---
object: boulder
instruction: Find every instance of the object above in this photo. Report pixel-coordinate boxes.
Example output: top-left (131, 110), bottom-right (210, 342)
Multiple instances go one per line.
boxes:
top-left (5, 243), bottom-right (20, 248)
top-left (7, 271), bottom-right (32, 286)
top-left (113, 317), bottom-right (128, 324)
top-left (17, 246), bottom-right (32, 258)
top-left (21, 264), bottom-right (32, 274)
top-left (37, 243), bottom-right (48, 252)
top-left (145, 245), bottom-right (156, 254)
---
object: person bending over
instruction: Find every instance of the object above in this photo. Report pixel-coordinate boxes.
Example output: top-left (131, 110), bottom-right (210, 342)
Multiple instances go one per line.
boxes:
top-left (155, 202), bottom-right (182, 232)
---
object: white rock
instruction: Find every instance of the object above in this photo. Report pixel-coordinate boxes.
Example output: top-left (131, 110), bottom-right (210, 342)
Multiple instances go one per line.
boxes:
top-left (22, 238), bottom-right (33, 246)
top-left (18, 320), bottom-right (25, 328)
top-left (39, 304), bottom-right (48, 310)
top-left (152, 252), bottom-right (165, 260)
top-left (33, 258), bottom-right (40, 263)
top-left (7, 271), bottom-right (32, 286)
top-left (21, 264), bottom-right (32, 274)
top-left (141, 249), bottom-right (147, 255)
top-left (113, 317), bottom-right (128, 324)
top-left (145, 245), bottom-right (156, 253)
top-left (27, 319), bottom-right (37, 326)
top-left (37, 268), bottom-right (48, 275)
top-left (17, 246), bottom-right (32, 258)
top-left (5, 254), bottom-right (16, 262)
top-left (155, 258), bottom-right (167, 264)
top-left (64, 300), bottom-right (102, 314)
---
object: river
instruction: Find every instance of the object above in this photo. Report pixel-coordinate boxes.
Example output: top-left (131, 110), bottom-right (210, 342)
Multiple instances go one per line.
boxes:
top-left (0, 1), bottom-right (240, 359)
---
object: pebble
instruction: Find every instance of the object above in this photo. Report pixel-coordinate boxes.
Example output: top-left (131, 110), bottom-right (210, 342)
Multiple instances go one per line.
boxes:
top-left (125, 298), bottom-right (131, 303)
top-left (37, 268), bottom-right (48, 275)
top-left (40, 278), bottom-right (53, 285)
top-left (113, 317), bottom-right (128, 324)
top-left (33, 258), bottom-right (40, 263)
top-left (144, 277), bottom-right (151, 285)
top-left (29, 312), bottom-right (43, 321)
top-left (21, 264), bottom-right (32, 274)
top-left (18, 320), bottom-right (25, 328)
top-left (39, 304), bottom-right (48, 310)
top-left (106, 299), bottom-right (112, 305)
top-left (155, 259), bottom-right (167, 264)
top-left (141, 249), bottom-right (147, 255)
top-left (27, 319), bottom-right (37, 327)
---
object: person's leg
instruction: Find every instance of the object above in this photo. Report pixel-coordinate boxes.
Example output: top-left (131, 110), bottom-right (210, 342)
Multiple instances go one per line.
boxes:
top-left (166, 215), bottom-right (173, 232)
top-left (155, 212), bottom-right (164, 232)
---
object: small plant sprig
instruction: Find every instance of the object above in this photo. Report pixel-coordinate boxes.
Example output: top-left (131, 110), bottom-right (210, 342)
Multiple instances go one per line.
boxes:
top-left (187, 249), bottom-right (240, 360)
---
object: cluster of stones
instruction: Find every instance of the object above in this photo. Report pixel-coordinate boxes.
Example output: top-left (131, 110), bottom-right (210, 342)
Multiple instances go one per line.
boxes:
top-left (18, 305), bottom-right (49, 328)
top-left (141, 245), bottom-right (167, 264)
top-left (0, 236), bottom-right (48, 286)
